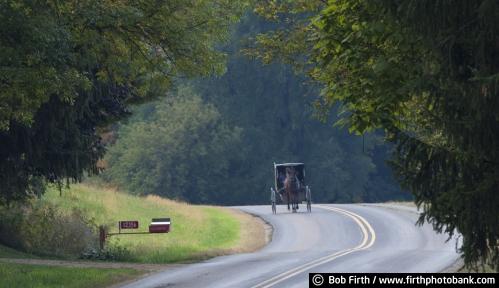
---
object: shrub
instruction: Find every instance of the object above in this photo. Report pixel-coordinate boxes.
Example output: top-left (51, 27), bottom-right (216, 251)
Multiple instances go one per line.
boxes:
top-left (81, 241), bottom-right (132, 261)
top-left (0, 201), bottom-right (97, 258)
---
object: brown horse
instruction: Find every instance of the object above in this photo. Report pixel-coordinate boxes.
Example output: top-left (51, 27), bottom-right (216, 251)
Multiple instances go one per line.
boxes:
top-left (284, 167), bottom-right (300, 212)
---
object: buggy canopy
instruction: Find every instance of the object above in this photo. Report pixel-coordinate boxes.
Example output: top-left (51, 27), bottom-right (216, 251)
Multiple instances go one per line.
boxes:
top-left (274, 162), bottom-right (305, 190)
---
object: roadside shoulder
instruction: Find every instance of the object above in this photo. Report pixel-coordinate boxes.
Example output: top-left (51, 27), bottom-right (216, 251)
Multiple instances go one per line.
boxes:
top-left (225, 208), bottom-right (272, 253)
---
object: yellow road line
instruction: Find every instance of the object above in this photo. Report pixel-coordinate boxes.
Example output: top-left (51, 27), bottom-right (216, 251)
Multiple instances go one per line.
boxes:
top-left (251, 205), bottom-right (376, 288)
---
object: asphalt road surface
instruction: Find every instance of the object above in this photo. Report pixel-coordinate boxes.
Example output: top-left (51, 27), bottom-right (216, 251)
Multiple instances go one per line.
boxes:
top-left (121, 204), bottom-right (460, 288)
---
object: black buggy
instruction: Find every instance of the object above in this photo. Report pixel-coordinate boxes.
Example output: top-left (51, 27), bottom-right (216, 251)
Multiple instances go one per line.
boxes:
top-left (270, 163), bottom-right (311, 214)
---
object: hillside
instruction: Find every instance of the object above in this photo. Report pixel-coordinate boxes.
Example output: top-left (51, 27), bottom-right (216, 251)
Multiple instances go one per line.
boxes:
top-left (43, 184), bottom-right (267, 263)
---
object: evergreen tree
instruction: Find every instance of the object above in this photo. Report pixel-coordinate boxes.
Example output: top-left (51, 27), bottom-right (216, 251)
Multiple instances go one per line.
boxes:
top-left (250, 0), bottom-right (499, 270)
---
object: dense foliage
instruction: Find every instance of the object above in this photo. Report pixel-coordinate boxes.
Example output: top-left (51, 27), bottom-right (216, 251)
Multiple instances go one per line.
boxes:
top-left (250, 0), bottom-right (499, 270)
top-left (0, 201), bottom-right (96, 257)
top-left (104, 14), bottom-right (408, 205)
top-left (103, 87), bottom-right (243, 203)
top-left (0, 0), bottom-right (245, 203)
top-left (5, 0), bottom-right (495, 272)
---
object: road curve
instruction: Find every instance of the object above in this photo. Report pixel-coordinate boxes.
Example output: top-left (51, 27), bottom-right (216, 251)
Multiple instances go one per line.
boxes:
top-left (121, 204), bottom-right (460, 288)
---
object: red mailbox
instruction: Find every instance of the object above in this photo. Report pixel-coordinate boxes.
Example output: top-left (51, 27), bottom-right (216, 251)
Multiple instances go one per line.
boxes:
top-left (149, 218), bottom-right (170, 233)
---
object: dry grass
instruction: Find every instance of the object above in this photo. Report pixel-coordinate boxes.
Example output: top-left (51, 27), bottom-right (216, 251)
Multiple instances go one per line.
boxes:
top-left (225, 208), bottom-right (270, 253)
top-left (384, 201), bottom-right (417, 208)
top-left (44, 184), bottom-right (267, 263)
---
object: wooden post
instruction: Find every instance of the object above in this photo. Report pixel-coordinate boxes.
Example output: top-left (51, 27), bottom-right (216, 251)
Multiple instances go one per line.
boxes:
top-left (99, 225), bottom-right (106, 249)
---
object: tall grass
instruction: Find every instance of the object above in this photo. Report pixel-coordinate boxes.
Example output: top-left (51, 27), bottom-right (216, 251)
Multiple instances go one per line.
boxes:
top-left (0, 202), bottom-right (96, 258)
top-left (44, 184), bottom-right (241, 263)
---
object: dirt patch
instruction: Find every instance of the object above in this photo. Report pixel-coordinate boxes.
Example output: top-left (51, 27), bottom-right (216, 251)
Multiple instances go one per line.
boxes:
top-left (361, 203), bottom-right (420, 215)
top-left (384, 201), bottom-right (417, 208)
top-left (226, 208), bottom-right (271, 253)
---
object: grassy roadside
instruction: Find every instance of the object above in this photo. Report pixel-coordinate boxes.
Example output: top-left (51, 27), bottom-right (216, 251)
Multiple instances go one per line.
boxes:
top-left (0, 262), bottom-right (142, 288)
top-left (43, 184), bottom-right (263, 263)
top-left (0, 184), bottom-right (266, 287)
top-left (384, 201), bottom-right (416, 208)
top-left (0, 244), bottom-right (37, 259)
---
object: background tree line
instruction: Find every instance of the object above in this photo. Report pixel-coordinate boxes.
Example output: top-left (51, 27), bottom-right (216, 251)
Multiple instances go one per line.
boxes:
top-left (103, 14), bottom-right (409, 205)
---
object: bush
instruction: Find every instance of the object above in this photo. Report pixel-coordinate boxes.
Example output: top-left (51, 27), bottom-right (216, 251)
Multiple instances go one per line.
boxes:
top-left (81, 241), bottom-right (131, 261)
top-left (0, 201), bottom-right (97, 258)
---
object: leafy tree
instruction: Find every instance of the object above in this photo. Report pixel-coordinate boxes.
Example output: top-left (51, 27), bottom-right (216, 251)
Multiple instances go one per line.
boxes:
top-left (104, 12), bottom-right (408, 205)
top-left (0, 0), bottom-right (246, 203)
top-left (103, 87), bottom-right (242, 204)
top-left (204, 12), bottom-right (401, 205)
top-left (250, 0), bottom-right (499, 270)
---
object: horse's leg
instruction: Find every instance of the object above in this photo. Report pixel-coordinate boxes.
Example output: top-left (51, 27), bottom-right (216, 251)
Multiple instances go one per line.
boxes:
top-left (286, 191), bottom-right (290, 211)
top-left (295, 194), bottom-right (298, 211)
top-left (296, 192), bottom-right (299, 210)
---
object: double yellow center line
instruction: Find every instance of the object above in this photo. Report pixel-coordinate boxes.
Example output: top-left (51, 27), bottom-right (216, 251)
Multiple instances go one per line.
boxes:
top-left (252, 205), bottom-right (376, 288)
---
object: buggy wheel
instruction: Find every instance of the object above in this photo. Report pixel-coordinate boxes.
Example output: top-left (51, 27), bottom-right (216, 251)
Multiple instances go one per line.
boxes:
top-left (270, 187), bottom-right (277, 214)
top-left (306, 186), bottom-right (312, 213)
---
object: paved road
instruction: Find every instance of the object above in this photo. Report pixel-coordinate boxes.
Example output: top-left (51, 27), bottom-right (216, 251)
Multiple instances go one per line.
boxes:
top-left (121, 204), bottom-right (460, 288)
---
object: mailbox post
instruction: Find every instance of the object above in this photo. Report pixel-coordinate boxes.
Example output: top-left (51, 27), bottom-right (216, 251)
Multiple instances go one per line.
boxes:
top-left (99, 218), bottom-right (170, 249)
top-left (99, 225), bottom-right (106, 249)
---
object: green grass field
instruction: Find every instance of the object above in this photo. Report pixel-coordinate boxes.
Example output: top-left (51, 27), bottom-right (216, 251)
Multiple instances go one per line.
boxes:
top-left (43, 184), bottom-right (241, 263)
top-left (0, 262), bottom-right (142, 288)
